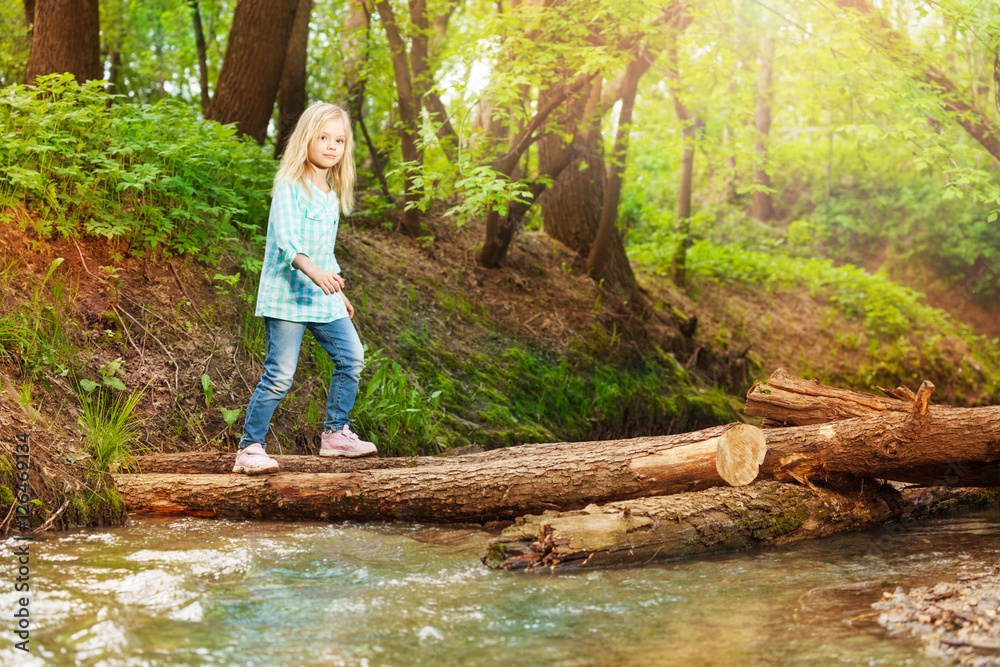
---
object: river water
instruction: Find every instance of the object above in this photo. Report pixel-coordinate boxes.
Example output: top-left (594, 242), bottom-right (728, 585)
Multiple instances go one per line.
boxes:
top-left (2, 507), bottom-right (998, 666)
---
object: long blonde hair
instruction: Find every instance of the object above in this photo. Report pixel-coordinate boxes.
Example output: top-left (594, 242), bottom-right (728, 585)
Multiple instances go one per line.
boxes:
top-left (273, 102), bottom-right (356, 216)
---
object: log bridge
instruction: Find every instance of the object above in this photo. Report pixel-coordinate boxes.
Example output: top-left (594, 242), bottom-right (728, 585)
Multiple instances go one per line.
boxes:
top-left (119, 369), bottom-right (1000, 570)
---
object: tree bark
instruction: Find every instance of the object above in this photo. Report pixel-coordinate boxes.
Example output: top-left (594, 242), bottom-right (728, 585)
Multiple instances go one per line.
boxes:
top-left (751, 35), bottom-right (775, 222)
top-left (189, 0), bottom-right (211, 114)
top-left (838, 0), bottom-right (1000, 163)
top-left (586, 49), bottom-right (650, 286)
top-left (24, 0), bottom-right (35, 27)
top-left (483, 482), bottom-right (993, 571)
top-left (274, 0), bottom-right (313, 158)
top-left (205, 0), bottom-right (299, 144)
top-left (26, 0), bottom-right (101, 84)
top-left (536, 80), bottom-right (641, 299)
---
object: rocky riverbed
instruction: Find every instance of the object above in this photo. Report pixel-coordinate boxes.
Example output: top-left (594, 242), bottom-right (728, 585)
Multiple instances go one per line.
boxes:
top-left (875, 565), bottom-right (1000, 665)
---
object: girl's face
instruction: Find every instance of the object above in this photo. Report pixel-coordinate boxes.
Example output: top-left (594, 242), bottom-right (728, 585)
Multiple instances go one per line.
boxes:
top-left (307, 117), bottom-right (347, 171)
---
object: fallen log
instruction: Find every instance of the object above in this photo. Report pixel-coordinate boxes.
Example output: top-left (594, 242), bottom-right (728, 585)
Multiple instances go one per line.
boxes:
top-left (119, 394), bottom-right (1000, 522)
top-left (118, 425), bottom-right (738, 522)
top-left (745, 367), bottom-right (930, 426)
top-left (483, 483), bottom-right (999, 571)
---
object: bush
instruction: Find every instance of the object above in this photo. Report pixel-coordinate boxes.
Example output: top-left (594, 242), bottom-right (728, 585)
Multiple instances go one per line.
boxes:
top-left (0, 74), bottom-right (272, 261)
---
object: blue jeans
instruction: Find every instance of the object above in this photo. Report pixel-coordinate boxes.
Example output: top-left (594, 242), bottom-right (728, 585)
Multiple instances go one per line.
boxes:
top-left (239, 317), bottom-right (365, 449)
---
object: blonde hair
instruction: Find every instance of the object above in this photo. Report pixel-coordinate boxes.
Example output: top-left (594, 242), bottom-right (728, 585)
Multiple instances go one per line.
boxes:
top-left (273, 102), bottom-right (356, 216)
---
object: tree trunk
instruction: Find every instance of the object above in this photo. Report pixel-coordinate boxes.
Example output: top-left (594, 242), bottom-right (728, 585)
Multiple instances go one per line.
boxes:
top-left (483, 482), bottom-right (992, 571)
top-left (586, 49), bottom-right (650, 288)
top-left (340, 1), bottom-right (390, 197)
top-left (205, 0), bottom-right (299, 144)
top-left (120, 393), bottom-right (1000, 522)
top-left (374, 0), bottom-right (426, 235)
top-left (26, 0), bottom-right (101, 84)
top-left (484, 480), bottom-right (898, 570)
top-left (745, 367), bottom-right (920, 427)
top-left (669, 103), bottom-right (702, 289)
top-left (751, 35), bottom-right (775, 222)
top-left (274, 0), bottom-right (313, 158)
top-left (665, 10), bottom-right (700, 289)
top-left (119, 425), bottom-right (734, 522)
top-left (537, 81), bottom-right (641, 299)
top-left (189, 0), bottom-right (211, 114)
top-left (838, 0), bottom-right (1000, 162)
top-left (24, 0), bottom-right (35, 27)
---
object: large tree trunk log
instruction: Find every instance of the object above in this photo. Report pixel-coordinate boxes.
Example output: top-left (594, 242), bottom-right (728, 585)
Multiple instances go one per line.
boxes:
top-left (273, 0), bottom-right (313, 158)
top-left (483, 482), bottom-right (996, 571)
top-left (205, 0), bottom-right (298, 144)
top-left (26, 0), bottom-right (101, 84)
top-left (119, 425), bottom-right (734, 521)
top-left (121, 397), bottom-right (1000, 522)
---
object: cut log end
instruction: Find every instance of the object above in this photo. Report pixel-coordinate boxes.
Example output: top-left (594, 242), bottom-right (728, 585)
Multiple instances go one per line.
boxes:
top-left (716, 423), bottom-right (768, 486)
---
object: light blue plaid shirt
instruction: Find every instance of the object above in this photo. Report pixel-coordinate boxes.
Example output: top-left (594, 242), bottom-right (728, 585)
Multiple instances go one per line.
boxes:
top-left (254, 179), bottom-right (349, 323)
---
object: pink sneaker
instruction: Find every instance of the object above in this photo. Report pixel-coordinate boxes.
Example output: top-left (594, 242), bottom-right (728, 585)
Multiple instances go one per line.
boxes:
top-left (233, 443), bottom-right (280, 475)
top-left (320, 426), bottom-right (377, 458)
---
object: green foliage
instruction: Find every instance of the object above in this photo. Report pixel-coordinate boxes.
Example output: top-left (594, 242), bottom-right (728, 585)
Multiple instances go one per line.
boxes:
top-left (350, 348), bottom-right (443, 457)
top-left (79, 358), bottom-right (128, 393)
top-left (201, 373), bottom-right (214, 410)
top-left (0, 75), bottom-right (272, 260)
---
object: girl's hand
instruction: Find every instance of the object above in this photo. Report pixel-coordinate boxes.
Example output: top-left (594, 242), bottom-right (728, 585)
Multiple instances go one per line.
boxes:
top-left (293, 255), bottom-right (345, 294)
top-left (311, 268), bottom-right (345, 295)
top-left (341, 292), bottom-right (355, 319)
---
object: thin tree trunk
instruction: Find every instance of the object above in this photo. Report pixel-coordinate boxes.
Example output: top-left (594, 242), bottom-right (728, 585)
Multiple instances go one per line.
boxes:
top-left (669, 99), bottom-right (702, 288)
top-left (374, 0), bottom-right (424, 234)
top-left (26, 0), bottom-right (101, 84)
top-left (23, 0), bottom-right (35, 27)
top-left (341, 1), bottom-right (391, 198)
top-left (189, 0), bottom-right (211, 114)
top-left (206, 0), bottom-right (299, 144)
top-left (274, 0), bottom-right (313, 158)
top-left (751, 35), bottom-right (775, 222)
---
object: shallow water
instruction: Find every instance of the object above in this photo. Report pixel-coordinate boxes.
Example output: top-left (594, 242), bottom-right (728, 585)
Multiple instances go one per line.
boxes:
top-left (2, 507), bottom-right (998, 666)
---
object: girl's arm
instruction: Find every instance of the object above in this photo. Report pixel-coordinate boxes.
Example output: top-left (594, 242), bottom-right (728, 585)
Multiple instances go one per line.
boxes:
top-left (293, 254), bottom-right (345, 295)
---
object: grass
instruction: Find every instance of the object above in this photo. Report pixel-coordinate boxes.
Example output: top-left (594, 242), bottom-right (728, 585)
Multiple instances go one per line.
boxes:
top-left (76, 384), bottom-right (149, 472)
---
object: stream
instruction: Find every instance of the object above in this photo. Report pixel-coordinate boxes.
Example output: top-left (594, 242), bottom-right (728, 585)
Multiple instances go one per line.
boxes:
top-left (2, 506), bottom-right (998, 666)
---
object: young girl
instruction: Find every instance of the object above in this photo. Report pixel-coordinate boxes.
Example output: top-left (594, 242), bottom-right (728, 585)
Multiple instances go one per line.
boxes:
top-left (234, 102), bottom-right (376, 475)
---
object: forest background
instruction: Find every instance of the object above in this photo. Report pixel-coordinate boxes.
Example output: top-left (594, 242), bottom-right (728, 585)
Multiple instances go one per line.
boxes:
top-left (2, 0), bottom-right (1000, 526)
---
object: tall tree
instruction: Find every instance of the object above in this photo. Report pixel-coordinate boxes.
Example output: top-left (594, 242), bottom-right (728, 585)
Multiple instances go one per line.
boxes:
top-left (189, 0), bottom-right (211, 114)
top-left (274, 0), bottom-right (313, 158)
top-left (205, 0), bottom-right (298, 144)
top-left (25, 0), bottom-right (101, 84)
top-left (340, 1), bottom-right (391, 196)
top-left (750, 34), bottom-right (775, 222)
top-left (586, 48), bottom-right (652, 289)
